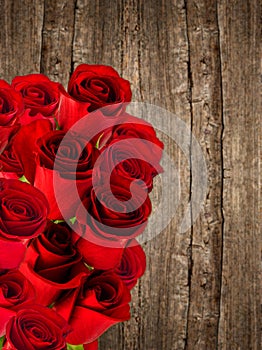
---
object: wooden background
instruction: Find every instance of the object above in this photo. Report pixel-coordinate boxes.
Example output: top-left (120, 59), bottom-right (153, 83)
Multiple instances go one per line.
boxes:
top-left (0, 1), bottom-right (260, 349)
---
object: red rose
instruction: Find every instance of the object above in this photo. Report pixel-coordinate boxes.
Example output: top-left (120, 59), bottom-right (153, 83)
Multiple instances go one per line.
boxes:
top-left (19, 221), bottom-right (89, 306)
top-left (0, 270), bottom-right (35, 336)
top-left (68, 64), bottom-right (132, 113)
top-left (0, 140), bottom-right (23, 180)
top-left (57, 63), bottom-right (132, 131)
top-left (97, 137), bottom-right (163, 192)
top-left (115, 239), bottom-right (146, 289)
top-left (0, 270), bottom-right (35, 310)
top-left (54, 271), bottom-right (131, 345)
top-left (0, 80), bottom-right (23, 153)
top-left (0, 178), bottom-right (49, 269)
top-left (3, 304), bottom-right (70, 350)
top-left (34, 129), bottom-right (96, 219)
top-left (72, 227), bottom-right (124, 270)
top-left (76, 174), bottom-right (152, 242)
top-left (109, 113), bottom-right (164, 161)
top-left (0, 80), bottom-right (24, 127)
top-left (11, 74), bottom-right (61, 125)
top-left (12, 119), bottom-right (53, 183)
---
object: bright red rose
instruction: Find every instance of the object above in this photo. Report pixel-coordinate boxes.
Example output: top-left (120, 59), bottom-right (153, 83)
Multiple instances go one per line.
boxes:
top-left (54, 271), bottom-right (131, 345)
top-left (109, 113), bottom-right (164, 160)
top-left (0, 80), bottom-right (23, 153)
top-left (2, 304), bottom-right (70, 350)
top-left (11, 74), bottom-right (62, 125)
top-left (0, 270), bottom-right (35, 310)
top-left (0, 178), bottom-right (49, 269)
top-left (115, 239), bottom-right (146, 289)
top-left (72, 227), bottom-right (124, 270)
top-left (0, 140), bottom-right (23, 179)
top-left (0, 80), bottom-right (24, 127)
top-left (76, 174), bottom-right (152, 243)
top-left (12, 119), bottom-right (53, 183)
top-left (34, 129), bottom-right (96, 219)
top-left (19, 221), bottom-right (89, 306)
top-left (97, 137), bottom-right (163, 192)
top-left (0, 270), bottom-right (35, 337)
top-left (68, 64), bottom-right (132, 114)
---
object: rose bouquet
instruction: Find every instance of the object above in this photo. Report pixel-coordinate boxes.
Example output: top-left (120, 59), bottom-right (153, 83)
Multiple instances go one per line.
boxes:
top-left (0, 64), bottom-right (163, 349)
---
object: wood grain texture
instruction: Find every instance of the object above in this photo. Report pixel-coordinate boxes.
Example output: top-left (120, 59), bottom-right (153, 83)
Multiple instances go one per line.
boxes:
top-left (217, 1), bottom-right (261, 349)
top-left (0, 0), bottom-right (260, 349)
top-left (0, 0), bottom-right (44, 81)
top-left (40, 0), bottom-right (76, 86)
top-left (185, 1), bottom-right (224, 348)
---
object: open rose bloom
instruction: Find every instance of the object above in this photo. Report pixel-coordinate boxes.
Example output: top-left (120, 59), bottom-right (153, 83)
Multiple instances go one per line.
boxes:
top-left (0, 64), bottom-right (163, 349)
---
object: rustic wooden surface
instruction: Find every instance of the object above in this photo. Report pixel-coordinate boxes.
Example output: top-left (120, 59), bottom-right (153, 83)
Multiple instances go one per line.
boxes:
top-left (0, 0), bottom-right (260, 349)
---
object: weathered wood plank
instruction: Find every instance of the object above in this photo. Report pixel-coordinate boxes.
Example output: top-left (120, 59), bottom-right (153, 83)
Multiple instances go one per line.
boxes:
top-left (40, 0), bottom-right (76, 86)
top-left (0, 0), bottom-right (44, 82)
top-left (217, 1), bottom-right (261, 349)
top-left (73, 1), bottom-right (192, 349)
top-left (185, 1), bottom-right (224, 349)
top-left (0, 0), bottom-right (260, 349)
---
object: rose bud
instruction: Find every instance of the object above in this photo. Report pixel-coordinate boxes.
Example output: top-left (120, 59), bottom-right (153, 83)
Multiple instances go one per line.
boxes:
top-left (11, 74), bottom-right (62, 126)
top-left (54, 271), bottom-right (131, 345)
top-left (2, 304), bottom-right (70, 350)
top-left (0, 178), bottom-right (49, 270)
top-left (19, 221), bottom-right (89, 306)
top-left (0, 270), bottom-right (35, 337)
top-left (115, 239), bottom-right (146, 289)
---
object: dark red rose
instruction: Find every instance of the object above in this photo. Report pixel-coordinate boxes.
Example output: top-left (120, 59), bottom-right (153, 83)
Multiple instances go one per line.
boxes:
top-left (0, 80), bottom-right (24, 127)
top-left (72, 227), bottom-right (124, 270)
top-left (115, 239), bottom-right (146, 289)
top-left (57, 65), bottom-right (132, 131)
top-left (12, 119), bottom-right (53, 183)
top-left (54, 271), bottom-right (131, 345)
top-left (3, 304), bottom-right (70, 350)
top-left (68, 64), bottom-right (132, 113)
top-left (76, 174), bottom-right (152, 243)
top-left (0, 178), bottom-right (49, 269)
top-left (34, 129), bottom-right (96, 219)
top-left (0, 270), bottom-right (35, 309)
top-left (19, 221), bottom-right (89, 306)
top-left (0, 270), bottom-right (35, 337)
top-left (109, 113), bottom-right (164, 160)
top-left (0, 140), bottom-right (23, 180)
top-left (0, 80), bottom-right (23, 153)
top-left (98, 137), bottom-right (163, 192)
top-left (11, 74), bottom-right (61, 125)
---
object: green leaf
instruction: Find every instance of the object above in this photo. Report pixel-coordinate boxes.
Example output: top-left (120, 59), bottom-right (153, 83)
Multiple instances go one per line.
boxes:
top-left (67, 344), bottom-right (84, 350)
top-left (19, 175), bottom-right (30, 184)
top-left (84, 262), bottom-right (94, 271)
top-left (53, 219), bottom-right (65, 224)
top-left (95, 132), bottom-right (104, 149)
top-left (0, 336), bottom-right (5, 349)
top-left (54, 117), bottom-right (61, 130)
top-left (69, 217), bottom-right (77, 225)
